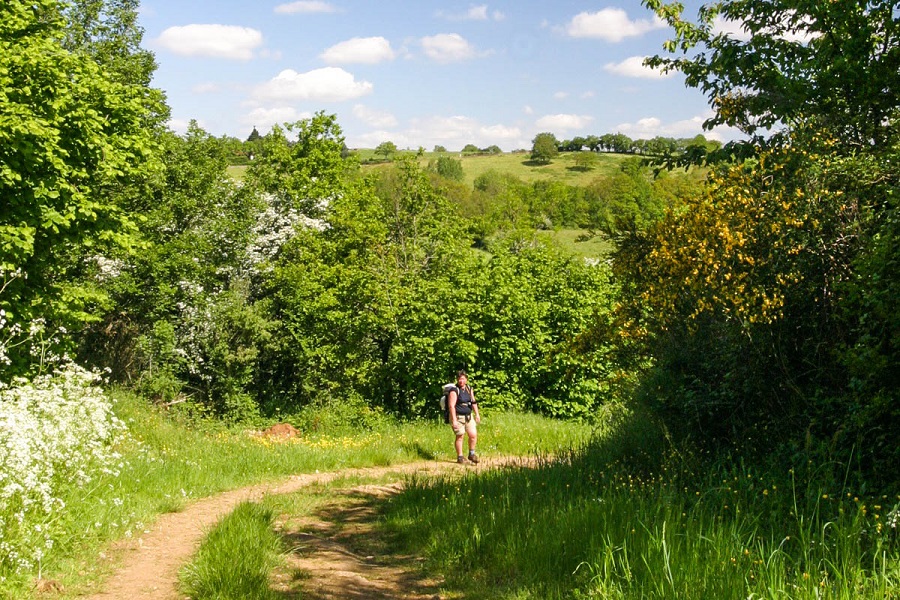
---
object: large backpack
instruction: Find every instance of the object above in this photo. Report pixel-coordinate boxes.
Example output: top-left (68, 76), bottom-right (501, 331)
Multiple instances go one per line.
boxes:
top-left (439, 383), bottom-right (457, 423)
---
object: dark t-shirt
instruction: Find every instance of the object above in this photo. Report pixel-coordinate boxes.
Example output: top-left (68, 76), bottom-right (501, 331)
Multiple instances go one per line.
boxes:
top-left (455, 385), bottom-right (474, 415)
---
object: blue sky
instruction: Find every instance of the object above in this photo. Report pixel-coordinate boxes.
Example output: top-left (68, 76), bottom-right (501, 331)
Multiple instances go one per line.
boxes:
top-left (139, 1), bottom-right (742, 150)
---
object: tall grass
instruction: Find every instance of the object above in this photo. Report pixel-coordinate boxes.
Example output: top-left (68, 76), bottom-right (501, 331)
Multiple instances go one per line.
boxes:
top-left (16, 389), bottom-right (589, 597)
top-left (383, 418), bottom-right (900, 598)
top-left (179, 502), bottom-right (281, 600)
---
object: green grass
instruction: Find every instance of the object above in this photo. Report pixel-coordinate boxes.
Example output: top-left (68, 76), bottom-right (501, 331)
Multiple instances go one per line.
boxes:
top-left (231, 151), bottom-right (628, 187)
top-left (381, 417), bottom-right (900, 599)
top-left (536, 228), bottom-right (614, 260)
top-left (226, 164), bottom-right (247, 181)
top-left (30, 390), bottom-right (589, 598)
top-left (179, 502), bottom-right (281, 600)
top-left (358, 150), bottom-right (632, 188)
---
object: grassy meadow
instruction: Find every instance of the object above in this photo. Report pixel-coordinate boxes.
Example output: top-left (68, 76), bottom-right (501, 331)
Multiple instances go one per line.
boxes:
top-left (173, 408), bottom-right (900, 599)
top-left (383, 418), bottom-right (900, 599)
top-left (26, 389), bottom-right (590, 598)
top-left (228, 149), bottom-right (634, 189)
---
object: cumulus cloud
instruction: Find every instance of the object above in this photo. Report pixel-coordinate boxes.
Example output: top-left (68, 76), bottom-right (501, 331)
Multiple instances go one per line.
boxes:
top-left (565, 8), bottom-right (665, 42)
top-left (156, 24), bottom-right (263, 60)
top-left (604, 56), bottom-right (673, 79)
top-left (274, 1), bottom-right (338, 14)
top-left (255, 67), bottom-right (373, 102)
top-left (349, 114), bottom-right (521, 151)
top-left (321, 37), bottom-right (396, 65)
top-left (553, 91), bottom-right (569, 100)
top-left (613, 112), bottom-right (741, 141)
top-left (242, 106), bottom-right (313, 132)
top-left (192, 82), bottom-right (221, 94)
top-left (535, 114), bottom-right (594, 131)
top-left (421, 33), bottom-right (477, 62)
top-left (352, 104), bottom-right (398, 128)
top-left (437, 5), bottom-right (505, 21)
top-left (167, 118), bottom-right (199, 135)
top-left (712, 13), bottom-right (817, 44)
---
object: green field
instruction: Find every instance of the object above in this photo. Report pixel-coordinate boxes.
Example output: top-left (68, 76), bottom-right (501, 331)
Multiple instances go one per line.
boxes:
top-left (230, 150), bottom-right (640, 188)
top-left (359, 149), bottom-right (633, 188)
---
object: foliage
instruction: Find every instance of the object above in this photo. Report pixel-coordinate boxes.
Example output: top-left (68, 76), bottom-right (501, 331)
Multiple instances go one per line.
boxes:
top-left (375, 140), bottom-right (399, 158)
top-left (531, 132), bottom-right (559, 164)
top-left (59, 0), bottom-right (159, 90)
top-left (643, 0), bottom-right (900, 156)
top-left (611, 129), bottom-right (900, 482)
top-left (0, 0), bottom-right (160, 374)
top-left (0, 364), bottom-right (128, 579)
top-left (608, 0), bottom-right (900, 486)
top-left (431, 155), bottom-right (465, 182)
top-left (256, 156), bottom-right (476, 416)
top-left (472, 238), bottom-right (615, 418)
top-left (245, 112), bottom-right (356, 218)
top-left (81, 123), bottom-right (265, 422)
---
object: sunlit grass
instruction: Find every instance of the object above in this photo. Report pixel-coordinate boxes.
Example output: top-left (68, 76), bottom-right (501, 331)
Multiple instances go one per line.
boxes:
top-left (179, 501), bottom-right (281, 600)
top-left (383, 421), bottom-right (900, 599)
top-left (24, 390), bottom-right (588, 597)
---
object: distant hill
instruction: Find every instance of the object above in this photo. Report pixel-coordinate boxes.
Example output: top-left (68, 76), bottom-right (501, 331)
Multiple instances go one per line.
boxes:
top-left (357, 149), bottom-right (641, 188)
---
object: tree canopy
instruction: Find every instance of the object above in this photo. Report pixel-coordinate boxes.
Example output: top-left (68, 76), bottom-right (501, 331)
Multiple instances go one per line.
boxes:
top-left (1, 0), bottom-right (160, 367)
top-left (644, 0), bottom-right (900, 151)
top-left (530, 132), bottom-right (559, 164)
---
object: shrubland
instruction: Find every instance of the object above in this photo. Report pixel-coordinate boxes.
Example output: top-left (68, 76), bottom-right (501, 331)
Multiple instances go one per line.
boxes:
top-left (1, 0), bottom-right (898, 596)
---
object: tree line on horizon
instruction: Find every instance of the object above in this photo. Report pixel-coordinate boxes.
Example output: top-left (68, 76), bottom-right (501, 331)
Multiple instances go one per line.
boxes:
top-left (222, 126), bottom-right (723, 166)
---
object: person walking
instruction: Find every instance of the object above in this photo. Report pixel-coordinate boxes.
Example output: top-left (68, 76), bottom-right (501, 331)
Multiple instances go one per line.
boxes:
top-left (448, 370), bottom-right (480, 464)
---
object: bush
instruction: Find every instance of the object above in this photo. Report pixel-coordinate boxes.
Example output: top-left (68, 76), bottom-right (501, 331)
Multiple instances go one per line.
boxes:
top-left (0, 364), bottom-right (128, 576)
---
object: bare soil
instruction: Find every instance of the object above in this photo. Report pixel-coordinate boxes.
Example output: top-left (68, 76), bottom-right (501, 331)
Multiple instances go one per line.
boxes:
top-left (78, 457), bottom-right (516, 600)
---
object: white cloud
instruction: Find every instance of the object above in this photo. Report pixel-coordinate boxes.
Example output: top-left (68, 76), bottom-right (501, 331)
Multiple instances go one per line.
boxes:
top-left (242, 106), bottom-right (313, 133)
top-left (321, 37), bottom-right (395, 65)
top-left (523, 105), bottom-right (534, 115)
top-left (437, 5), bottom-right (505, 21)
top-left (581, 91), bottom-right (596, 99)
top-left (192, 82), bottom-right (221, 94)
top-left (352, 104), bottom-right (398, 128)
top-left (712, 13), bottom-right (817, 44)
top-left (613, 112), bottom-right (741, 141)
top-left (604, 56), bottom-right (673, 79)
top-left (274, 1), bottom-right (337, 14)
top-left (255, 67), bottom-right (373, 102)
top-left (535, 114), bottom-right (594, 132)
top-left (421, 33), bottom-right (477, 63)
top-left (167, 118), bottom-right (199, 135)
top-left (349, 114), bottom-right (521, 151)
top-left (712, 16), bottom-right (751, 41)
top-left (156, 24), bottom-right (263, 60)
top-left (553, 91), bottom-right (569, 100)
top-left (565, 9), bottom-right (665, 42)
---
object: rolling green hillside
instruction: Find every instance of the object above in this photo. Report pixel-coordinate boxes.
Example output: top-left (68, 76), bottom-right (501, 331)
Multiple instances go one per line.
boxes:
top-left (229, 150), bottom-right (670, 189)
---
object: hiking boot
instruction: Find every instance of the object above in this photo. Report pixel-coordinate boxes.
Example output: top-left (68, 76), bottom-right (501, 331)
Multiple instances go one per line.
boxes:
top-left (468, 453), bottom-right (479, 464)
top-left (457, 456), bottom-right (466, 464)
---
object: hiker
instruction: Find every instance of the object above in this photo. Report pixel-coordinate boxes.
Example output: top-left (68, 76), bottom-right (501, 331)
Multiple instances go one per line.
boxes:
top-left (448, 370), bottom-right (480, 464)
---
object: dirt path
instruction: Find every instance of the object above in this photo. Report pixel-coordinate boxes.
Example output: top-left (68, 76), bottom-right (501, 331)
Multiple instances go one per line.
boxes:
top-left (81, 457), bottom-right (517, 600)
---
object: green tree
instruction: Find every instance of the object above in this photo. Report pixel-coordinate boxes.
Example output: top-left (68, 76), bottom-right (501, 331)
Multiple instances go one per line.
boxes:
top-left (433, 144), bottom-right (448, 153)
top-left (0, 0), bottom-right (160, 372)
top-left (246, 112), bottom-right (356, 217)
top-left (573, 151), bottom-right (599, 171)
top-left (432, 156), bottom-right (464, 182)
top-left (644, 0), bottom-right (900, 150)
top-left (375, 140), bottom-right (398, 158)
top-left (461, 144), bottom-right (480, 154)
top-left (530, 132), bottom-right (559, 164)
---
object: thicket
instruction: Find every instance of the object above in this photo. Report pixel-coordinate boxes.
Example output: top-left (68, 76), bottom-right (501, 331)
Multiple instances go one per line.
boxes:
top-left (607, 0), bottom-right (900, 488)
